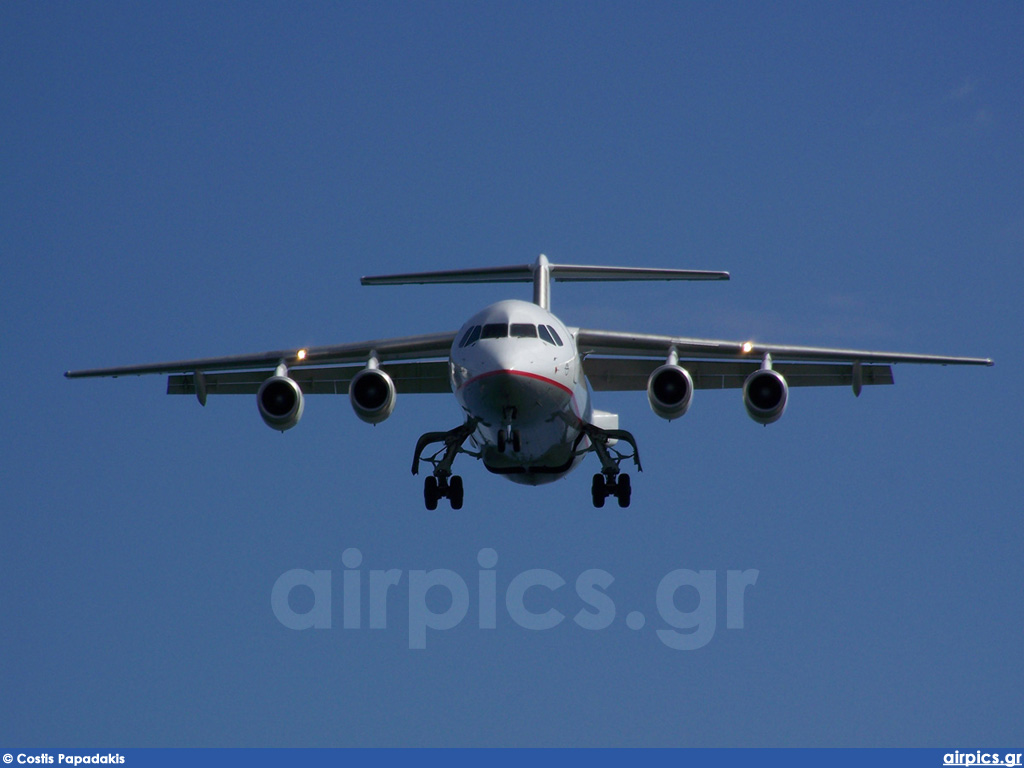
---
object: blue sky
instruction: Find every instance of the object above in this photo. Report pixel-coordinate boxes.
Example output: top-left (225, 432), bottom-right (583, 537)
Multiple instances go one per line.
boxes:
top-left (2, 1), bottom-right (1022, 747)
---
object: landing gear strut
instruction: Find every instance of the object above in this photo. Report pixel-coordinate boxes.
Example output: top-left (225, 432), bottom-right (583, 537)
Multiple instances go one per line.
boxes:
top-left (413, 419), bottom-right (478, 510)
top-left (579, 422), bottom-right (642, 509)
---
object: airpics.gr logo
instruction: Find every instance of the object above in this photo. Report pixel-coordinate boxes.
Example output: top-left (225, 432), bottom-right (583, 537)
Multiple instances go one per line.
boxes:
top-left (271, 548), bottom-right (758, 649)
top-left (943, 753), bottom-right (1023, 767)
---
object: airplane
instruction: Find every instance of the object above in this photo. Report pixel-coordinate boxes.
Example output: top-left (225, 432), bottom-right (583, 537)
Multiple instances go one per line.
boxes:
top-left (65, 255), bottom-right (993, 509)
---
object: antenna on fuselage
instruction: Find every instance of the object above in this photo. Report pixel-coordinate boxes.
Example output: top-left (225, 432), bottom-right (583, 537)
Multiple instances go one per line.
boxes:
top-left (361, 254), bottom-right (729, 311)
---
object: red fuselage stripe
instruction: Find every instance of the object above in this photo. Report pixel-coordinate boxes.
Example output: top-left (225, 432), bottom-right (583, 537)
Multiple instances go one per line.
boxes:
top-left (458, 368), bottom-right (583, 422)
top-left (458, 368), bottom-right (575, 397)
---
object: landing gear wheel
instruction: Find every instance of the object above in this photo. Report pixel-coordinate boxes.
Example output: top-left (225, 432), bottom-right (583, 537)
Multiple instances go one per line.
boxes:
top-left (591, 474), bottom-right (606, 508)
top-left (449, 475), bottom-right (464, 510)
top-left (511, 430), bottom-right (521, 453)
top-left (424, 476), bottom-right (439, 510)
top-left (616, 473), bottom-right (631, 508)
top-left (497, 429), bottom-right (506, 453)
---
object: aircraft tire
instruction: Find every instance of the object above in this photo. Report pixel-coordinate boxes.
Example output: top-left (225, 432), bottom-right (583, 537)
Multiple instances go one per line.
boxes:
top-left (450, 475), bottom-right (464, 510)
top-left (616, 474), bottom-right (631, 508)
top-left (591, 474), bottom-right (606, 508)
top-left (424, 476), bottom-right (439, 510)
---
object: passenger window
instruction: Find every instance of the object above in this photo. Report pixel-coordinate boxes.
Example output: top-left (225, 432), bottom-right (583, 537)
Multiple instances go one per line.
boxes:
top-left (481, 323), bottom-right (508, 339)
top-left (546, 325), bottom-right (564, 346)
top-left (537, 325), bottom-right (555, 345)
top-left (510, 323), bottom-right (537, 338)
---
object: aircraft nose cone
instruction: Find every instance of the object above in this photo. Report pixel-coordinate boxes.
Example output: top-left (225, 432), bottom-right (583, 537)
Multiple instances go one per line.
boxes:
top-left (475, 339), bottom-right (519, 373)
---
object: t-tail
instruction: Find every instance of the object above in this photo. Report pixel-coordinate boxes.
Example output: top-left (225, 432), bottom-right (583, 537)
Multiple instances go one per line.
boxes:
top-left (361, 254), bottom-right (730, 310)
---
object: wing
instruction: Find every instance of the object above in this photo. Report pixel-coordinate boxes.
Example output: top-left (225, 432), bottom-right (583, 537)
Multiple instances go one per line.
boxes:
top-left (584, 358), bottom-right (895, 391)
top-left (165, 361), bottom-right (451, 396)
top-left (577, 329), bottom-right (992, 392)
top-left (65, 331), bottom-right (457, 396)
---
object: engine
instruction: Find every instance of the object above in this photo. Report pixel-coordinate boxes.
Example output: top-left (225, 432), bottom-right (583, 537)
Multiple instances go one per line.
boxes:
top-left (743, 368), bottom-right (788, 424)
top-left (647, 364), bottom-right (694, 420)
top-left (257, 374), bottom-right (305, 431)
top-left (349, 367), bottom-right (396, 424)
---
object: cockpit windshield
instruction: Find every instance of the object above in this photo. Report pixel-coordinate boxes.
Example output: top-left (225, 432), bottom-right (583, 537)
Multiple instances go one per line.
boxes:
top-left (459, 321), bottom-right (564, 346)
top-left (480, 323), bottom-right (508, 339)
top-left (458, 325), bottom-right (481, 347)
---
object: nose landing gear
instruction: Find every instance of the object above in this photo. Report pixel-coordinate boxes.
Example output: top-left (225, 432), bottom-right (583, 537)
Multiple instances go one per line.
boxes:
top-left (496, 407), bottom-right (520, 453)
top-left (496, 425), bottom-right (521, 453)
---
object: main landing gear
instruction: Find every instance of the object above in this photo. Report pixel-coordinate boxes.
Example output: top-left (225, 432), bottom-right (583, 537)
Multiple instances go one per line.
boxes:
top-left (412, 419), bottom-right (478, 510)
top-left (579, 422), bottom-right (642, 509)
top-left (592, 473), bottom-right (631, 508)
top-left (411, 418), bottom-right (643, 510)
top-left (423, 475), bottom-right (463, 510)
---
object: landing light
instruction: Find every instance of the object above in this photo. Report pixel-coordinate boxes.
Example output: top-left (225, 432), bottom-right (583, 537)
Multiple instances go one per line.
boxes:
top-left (297, 349), bottom-right (307, 361)
top-left (742, 342), bottom-right (754, 353)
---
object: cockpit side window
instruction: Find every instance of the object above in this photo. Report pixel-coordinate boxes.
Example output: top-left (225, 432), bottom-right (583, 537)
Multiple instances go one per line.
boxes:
top-left (537, 324), bottom-right (555, 345)
top-left (510, 323), bottom-right (537, 338)
top-left (459, 325), bottom-right (481, 347)
top-left (546, 325), bottom-right (564, 346)
top-left (480, 323), bottom-right (508, 339)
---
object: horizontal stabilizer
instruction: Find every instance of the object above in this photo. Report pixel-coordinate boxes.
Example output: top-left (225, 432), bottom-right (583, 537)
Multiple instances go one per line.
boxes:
top-left (363, 254), bottom-right (728, 310)
top-left (362, 265), bottom-right (536, 285)
top-left (549, 265), bottom-right (729, 282)
top-left (362, 264), bottom-right (730, 285)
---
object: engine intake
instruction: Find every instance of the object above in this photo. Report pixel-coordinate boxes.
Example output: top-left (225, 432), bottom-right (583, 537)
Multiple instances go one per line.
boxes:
top-left (743, 368), bottom-right (788, 424)
top-left (349, 367), bottom-right (396, 424)
top-left (647, 364), bottom-right (694, 420)
top-left (257, 374), bottom-right (304, 431)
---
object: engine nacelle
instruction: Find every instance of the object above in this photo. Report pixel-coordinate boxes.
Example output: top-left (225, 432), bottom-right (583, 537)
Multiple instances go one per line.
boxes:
top-left (349, 367), bottom-right (396, 424)
top-left (647, 364), bottom-right (694, 421)
top-left (743, 368), bottom-right (788, 425)
top-left (257, 374), bottom-right (304, 431)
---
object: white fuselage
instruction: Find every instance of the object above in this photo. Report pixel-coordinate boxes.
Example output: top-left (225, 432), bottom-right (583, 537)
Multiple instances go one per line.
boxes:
top-left (448, 300), bottom-right (592, 485)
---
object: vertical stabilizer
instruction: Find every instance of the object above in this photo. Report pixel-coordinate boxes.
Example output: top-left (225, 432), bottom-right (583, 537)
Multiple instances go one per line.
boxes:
top-left (532, 254), bottom-right (551, 309)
